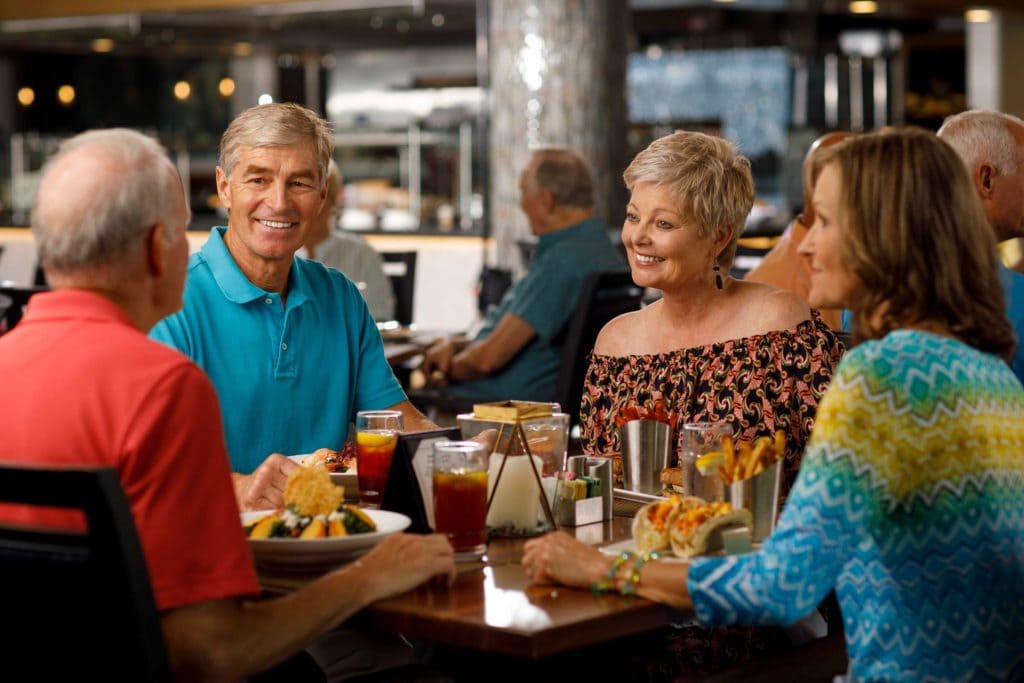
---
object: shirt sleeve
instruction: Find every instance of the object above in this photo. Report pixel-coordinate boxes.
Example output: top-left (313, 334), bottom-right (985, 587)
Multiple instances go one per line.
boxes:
top-left (507, 266), bottom-right (585, 341)
top-left (118, 362), bottom-right (259, 612)
top-left (687, 362), bottom-right (877, 626)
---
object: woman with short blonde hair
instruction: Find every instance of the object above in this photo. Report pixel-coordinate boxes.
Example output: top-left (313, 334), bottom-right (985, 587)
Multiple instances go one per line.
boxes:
top-left (576, 130), bottom-right (844, 675)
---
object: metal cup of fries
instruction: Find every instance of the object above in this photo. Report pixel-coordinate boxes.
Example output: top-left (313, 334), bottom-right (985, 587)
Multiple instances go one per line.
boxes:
top-left (717, 431), bottom-right (786, 543)
top-left (724, 459), bottom-right (782, 542)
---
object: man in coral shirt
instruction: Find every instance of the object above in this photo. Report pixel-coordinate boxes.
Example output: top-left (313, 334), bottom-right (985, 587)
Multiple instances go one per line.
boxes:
top-left (0, 129), bottom-right (455, 680)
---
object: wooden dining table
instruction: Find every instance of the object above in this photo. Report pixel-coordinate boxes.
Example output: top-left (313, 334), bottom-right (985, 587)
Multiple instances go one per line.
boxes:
top-left (255, 513), bottom-right (685, 659)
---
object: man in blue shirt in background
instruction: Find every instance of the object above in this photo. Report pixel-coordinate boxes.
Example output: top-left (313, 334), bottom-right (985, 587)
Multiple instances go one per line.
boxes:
top-left (420, 147), bottom-right (624, 402)
top-left (939, 109), bottom-right (1024, 383)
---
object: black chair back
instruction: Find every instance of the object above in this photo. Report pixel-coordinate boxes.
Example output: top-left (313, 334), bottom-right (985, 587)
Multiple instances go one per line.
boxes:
top-left (553, 270), bottom-right (644, 431)
top-left (381, 251), bottom-right (417, 326)
top-left (0, 284), bottom-right (47, 334)
top-left (0, 465), bottom-right (171, 680)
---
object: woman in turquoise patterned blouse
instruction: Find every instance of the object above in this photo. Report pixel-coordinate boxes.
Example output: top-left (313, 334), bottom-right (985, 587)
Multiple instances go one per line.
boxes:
top-left (523, 128), bottom-right (1024, 682)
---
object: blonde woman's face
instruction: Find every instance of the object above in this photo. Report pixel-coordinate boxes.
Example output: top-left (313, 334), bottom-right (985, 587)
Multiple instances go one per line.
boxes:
top-left (798, 164), bottom-right (865, 311)
top-left (622, 181), bottom-right (721, 294)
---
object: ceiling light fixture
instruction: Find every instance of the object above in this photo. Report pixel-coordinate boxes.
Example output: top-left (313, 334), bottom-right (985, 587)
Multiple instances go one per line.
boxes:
top-left (849, 1), bottom-right (878, 14)
top-left (965, 8), bottom-right (993, 23)
top-left (252, 0), bottom-right (422, 17)
top-left (91, 38), bottom-right (115, 53)
top-left (173, 81), bottom-right (191, 100)
top-left (233, 42), bottom-right (253, 57)
top-left (219, 78), bottom-right (236, 97)
top-left (57, 84), bottom-right (75, 106)
top-left (17, 87), bottom-right (34, 107)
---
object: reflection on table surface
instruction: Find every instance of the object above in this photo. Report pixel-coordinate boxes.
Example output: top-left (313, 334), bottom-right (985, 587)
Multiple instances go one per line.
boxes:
top-left (256, 515), bottom-right (681, 658)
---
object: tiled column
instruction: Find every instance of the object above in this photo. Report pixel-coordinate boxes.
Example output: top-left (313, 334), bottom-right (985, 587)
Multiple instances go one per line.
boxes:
top-left (488, 0), bottom-right (629, 273)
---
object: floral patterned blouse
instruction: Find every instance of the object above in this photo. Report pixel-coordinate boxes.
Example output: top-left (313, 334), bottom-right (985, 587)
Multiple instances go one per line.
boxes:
top-left (580, 313), bottom-right (844, 495)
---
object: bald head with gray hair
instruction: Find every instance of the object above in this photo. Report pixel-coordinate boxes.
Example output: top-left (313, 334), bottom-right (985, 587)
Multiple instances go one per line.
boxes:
top-left (528, 146), bottom-right (596, 210)
top-left (938, 109), bottom-right (1024, 177)
top-left (32, 128), bottom-right (186, 276)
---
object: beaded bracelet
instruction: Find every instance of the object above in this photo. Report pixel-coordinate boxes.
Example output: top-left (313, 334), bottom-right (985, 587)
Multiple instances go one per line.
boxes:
top-left (620, 550), bottom-right (660, 596)
top-left (592, 551), bottom-right (634, 595)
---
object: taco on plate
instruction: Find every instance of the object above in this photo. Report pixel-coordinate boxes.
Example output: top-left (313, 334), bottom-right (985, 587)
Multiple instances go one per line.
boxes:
top-left (667, 500), bottom-right (751, 558)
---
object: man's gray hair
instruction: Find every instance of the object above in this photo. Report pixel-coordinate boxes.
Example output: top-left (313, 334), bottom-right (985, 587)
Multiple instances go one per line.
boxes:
top-left (529, 146), bottom-right (596, 210)
top-left (219, 102), bottom-right (334, 185)
top-left (31, 128), bottom-right (182, 273)
top-left (937, 109), bottom-right (1024, 176)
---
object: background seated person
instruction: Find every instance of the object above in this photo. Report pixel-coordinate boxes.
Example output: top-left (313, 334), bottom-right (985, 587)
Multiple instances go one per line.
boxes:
top-left (151, 103), bottom-right (437, 511)
top-left (300, 159), bottom-right (396, 322)
top-left (420, 146), bottom-right (623, 402)
top-left (744, 131), bottom-right (854, 331)
top-left (937, 109), bottom-right (1024, 384)
top-left (524, 128), bottom-right (1024, 682)
top-left (0, 128), bottom-right (458, 682)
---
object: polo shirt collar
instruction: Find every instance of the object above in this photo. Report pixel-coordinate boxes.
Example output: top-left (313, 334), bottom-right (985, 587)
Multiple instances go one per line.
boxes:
top-left (21, 289), bottom-right (137, 329)
top-left (202, 227), bottom-right (309, 309)
top-left (535, 216), bottom-right (601, 257)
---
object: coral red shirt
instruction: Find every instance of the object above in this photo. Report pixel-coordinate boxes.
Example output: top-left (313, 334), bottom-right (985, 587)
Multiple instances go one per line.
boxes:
top-left (0, 290), bottom-right (259, 611)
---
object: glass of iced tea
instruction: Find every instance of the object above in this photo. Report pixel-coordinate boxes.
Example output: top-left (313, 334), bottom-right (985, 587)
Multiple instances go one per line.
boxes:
top-left (432, 440), bottom-right (488, 559)
top-left (355, 410), bottom-right (403, 508)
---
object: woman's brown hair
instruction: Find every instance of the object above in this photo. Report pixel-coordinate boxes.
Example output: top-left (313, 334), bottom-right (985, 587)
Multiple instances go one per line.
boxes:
top-left (811, 127), bottom-right (1015, 360)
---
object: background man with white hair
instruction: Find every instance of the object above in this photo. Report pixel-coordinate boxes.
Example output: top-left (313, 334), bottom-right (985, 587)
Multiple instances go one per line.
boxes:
top-left (938, 109), bottom-right (1024, 382)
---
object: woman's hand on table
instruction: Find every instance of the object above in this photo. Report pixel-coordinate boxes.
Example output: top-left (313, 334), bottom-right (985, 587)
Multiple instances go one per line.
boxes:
top-left (232, 453), bottom-right (299, 511)
top-left (349, 533), bottom-right (457, 602)
top-left (522, 532), bottom-right (613, 590)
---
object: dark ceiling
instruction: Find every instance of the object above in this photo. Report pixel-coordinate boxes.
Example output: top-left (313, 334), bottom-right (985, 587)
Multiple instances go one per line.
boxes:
top-left (0, 0), bottom-right (1016, 59)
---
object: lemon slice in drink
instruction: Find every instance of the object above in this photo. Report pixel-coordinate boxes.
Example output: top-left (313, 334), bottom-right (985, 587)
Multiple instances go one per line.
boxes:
top-left (696, 451), bottom-right (724, 476)
top-left (357, 431), bottom-right (396, 447)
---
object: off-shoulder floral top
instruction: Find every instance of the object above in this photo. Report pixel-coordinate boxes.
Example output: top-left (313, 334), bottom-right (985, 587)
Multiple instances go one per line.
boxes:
top-left (581, 313), bottom-right (844, 496)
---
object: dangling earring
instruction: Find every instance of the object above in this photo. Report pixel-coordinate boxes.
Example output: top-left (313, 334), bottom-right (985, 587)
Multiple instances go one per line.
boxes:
top-left (713, 261), bottom-right (724, 290)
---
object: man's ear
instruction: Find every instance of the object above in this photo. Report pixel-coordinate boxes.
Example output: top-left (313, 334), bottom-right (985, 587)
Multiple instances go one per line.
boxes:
top-left (146, 223), bottom-right (166, 277)
top-left (977, 164), bottom-right (995, 199)
top-left (540, 187), bottom-right (557, 213)
top-left (215, 166), bottom-right (232, 212)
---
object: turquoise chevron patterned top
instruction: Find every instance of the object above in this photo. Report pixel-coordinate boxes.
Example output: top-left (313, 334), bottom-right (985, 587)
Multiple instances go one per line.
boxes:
top-left (688, 330), bottom-right (1024, 682)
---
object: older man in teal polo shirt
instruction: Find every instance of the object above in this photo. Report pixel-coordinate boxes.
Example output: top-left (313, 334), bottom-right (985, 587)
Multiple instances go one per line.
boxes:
top-left (152, 103), bottom-right (438, 510)
top-left (420, 147), bottom-right (623, 401)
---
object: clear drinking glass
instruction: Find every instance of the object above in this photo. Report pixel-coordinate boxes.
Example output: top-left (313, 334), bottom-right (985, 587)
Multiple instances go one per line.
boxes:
top-left (679, 422), bottom-right (734, 502)
top-left (355, 410), bottom-right (403, 508)
top-left (432, 440), bottom-right (488, 559)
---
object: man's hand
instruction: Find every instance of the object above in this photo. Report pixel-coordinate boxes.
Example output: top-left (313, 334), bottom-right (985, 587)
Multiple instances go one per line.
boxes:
top-left (420, 338), bottom-right (456, 379)
top-left (348, 533), bottom-right (457, 603)
top-left (232, 453), bottom-right (299, 511)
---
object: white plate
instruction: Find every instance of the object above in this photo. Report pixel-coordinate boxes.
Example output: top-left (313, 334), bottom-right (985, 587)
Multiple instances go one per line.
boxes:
top-left (289, 453), bottom-right (358, 499)
top-left (242, 508), bottom-right (411, 572)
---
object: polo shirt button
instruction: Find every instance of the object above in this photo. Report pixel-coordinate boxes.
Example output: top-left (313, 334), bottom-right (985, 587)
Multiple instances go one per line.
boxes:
top-left (265, 297), bottom-right (273, 304)
top-left (281, 342), bottom-right (288, 350)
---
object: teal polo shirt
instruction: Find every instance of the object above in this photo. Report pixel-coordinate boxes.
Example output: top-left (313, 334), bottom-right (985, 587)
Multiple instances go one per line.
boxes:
top-left (1000, 265), bottom-right (1024, 385)
top-left (150, 227), bottom-right (406, 473)
top-left (451, 217), bottom-right (624, 402)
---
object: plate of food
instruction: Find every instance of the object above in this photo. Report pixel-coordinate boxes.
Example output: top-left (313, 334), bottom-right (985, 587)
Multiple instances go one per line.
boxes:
top-left (290, 446), bottom-right (357, 498)
top-left (243, 465), bottom-right (409, 571)
top-left (602, 495), bottom-right (753, 559)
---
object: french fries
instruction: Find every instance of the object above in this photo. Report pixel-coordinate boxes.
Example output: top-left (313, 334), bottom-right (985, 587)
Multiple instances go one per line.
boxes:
top-left (713, 431), bottom-right (786, 484)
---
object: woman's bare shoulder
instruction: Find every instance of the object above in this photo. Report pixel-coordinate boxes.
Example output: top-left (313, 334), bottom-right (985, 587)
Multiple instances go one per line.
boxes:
top-left (736, 281), bottom-right (811, 332)
top-left (593, 307), bottom-right (647, 355)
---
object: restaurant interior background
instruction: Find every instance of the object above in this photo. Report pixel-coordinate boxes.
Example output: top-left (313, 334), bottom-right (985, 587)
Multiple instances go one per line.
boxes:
top-left (1, 0), bottom-right (1022, 329)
